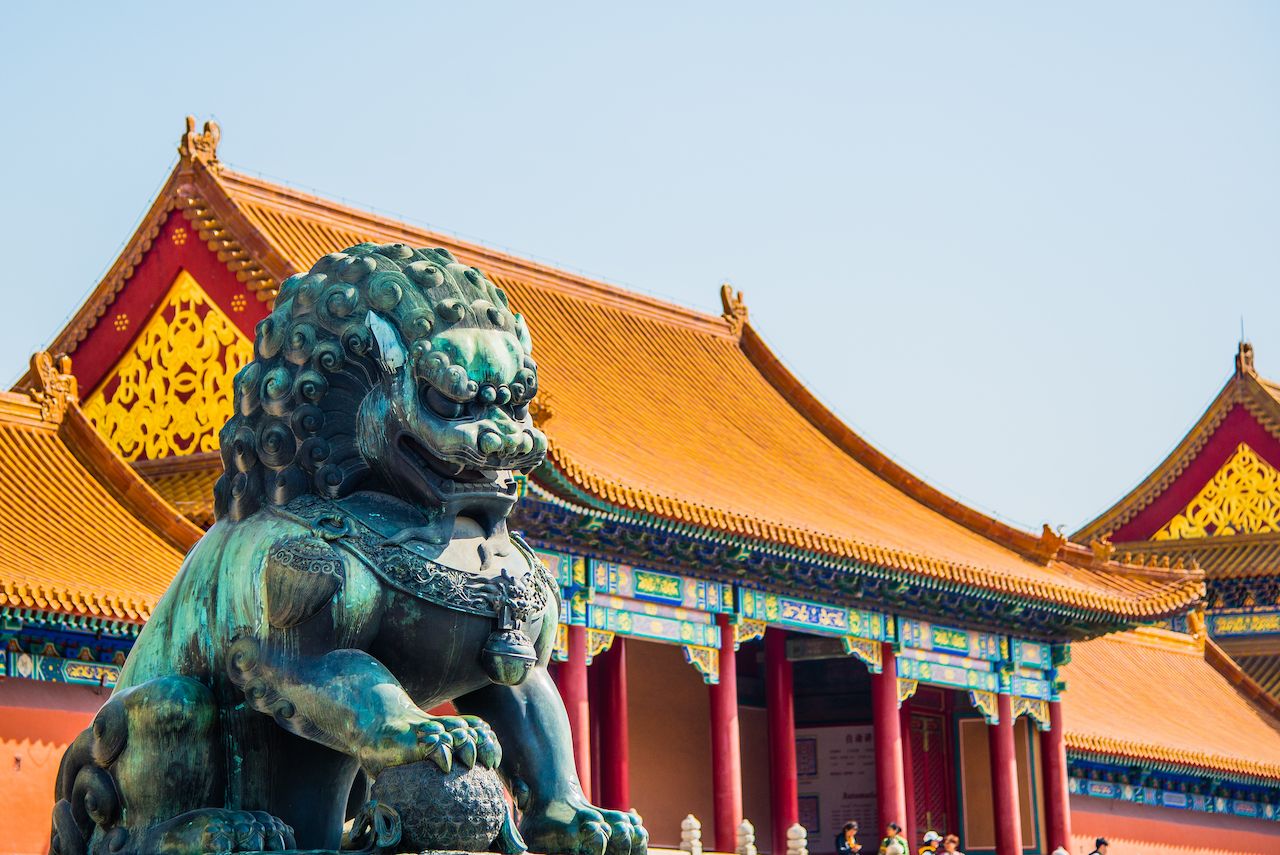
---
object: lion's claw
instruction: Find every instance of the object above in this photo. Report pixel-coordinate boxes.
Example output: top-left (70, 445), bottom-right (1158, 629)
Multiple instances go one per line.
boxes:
top-left (413, 714), bottom-right (500, 771)
top-left (522, 801), bottom-right (648, 855)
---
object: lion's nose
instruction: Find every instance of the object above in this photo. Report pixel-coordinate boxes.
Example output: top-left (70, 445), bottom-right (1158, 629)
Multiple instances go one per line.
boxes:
top-left (478, 430), bottom-right (504, 456)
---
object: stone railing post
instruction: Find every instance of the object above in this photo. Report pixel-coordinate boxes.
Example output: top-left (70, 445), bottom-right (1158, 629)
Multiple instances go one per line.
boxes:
top-left (785, 823), bottom-right (808, 855)
top-left (681, 814), bottom-right (703, 855)
top-left (736, 819), bottom-right (757, 855)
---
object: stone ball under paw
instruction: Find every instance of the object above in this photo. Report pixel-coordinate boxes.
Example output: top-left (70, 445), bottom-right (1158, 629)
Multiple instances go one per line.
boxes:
top-left (372, 760), bottom-right (508, 852)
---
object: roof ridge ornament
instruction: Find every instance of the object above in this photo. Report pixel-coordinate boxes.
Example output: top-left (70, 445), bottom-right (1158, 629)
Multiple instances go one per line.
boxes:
top-left (27, 351), bottom-right (78, 425)
top-left (1236, 340), bottom-right (1256, 378)
top-left (178, 115), bottom-right (221, 169)
top-left (1030, 523), bottom-right (1067, 565)
top-left (719, 282), bottom-right (748, 335)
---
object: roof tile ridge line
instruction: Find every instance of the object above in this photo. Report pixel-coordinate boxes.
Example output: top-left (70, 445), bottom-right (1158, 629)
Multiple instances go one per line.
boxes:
top-left (57, 401), bottom-right (202, 553)
top-left (536, 445), bottom-right (1204, 619)
top-left (1204, 637), bottom-right (1280, 723)
top-left (736, 322), bottom-right (1070, 562)
top-left (216, 167), bottom-right (732, 337)
top-left (190, 162), bottom-right (300, 288)
top-left (1073, 374), bottom-right (1246, 541)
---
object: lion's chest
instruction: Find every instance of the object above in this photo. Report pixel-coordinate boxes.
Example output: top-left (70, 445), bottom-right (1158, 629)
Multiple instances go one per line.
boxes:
top-left (367, 593), bottom-right (549, 706)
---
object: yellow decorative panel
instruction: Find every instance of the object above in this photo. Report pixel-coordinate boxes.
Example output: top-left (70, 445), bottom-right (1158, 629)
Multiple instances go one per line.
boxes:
top-left (84, 270), bottom-right (252, 460)
top-left (1154, 443), bottom-right (1280, 539)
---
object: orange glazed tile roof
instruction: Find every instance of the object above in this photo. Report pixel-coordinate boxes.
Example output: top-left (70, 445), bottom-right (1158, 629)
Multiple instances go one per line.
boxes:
top-left (31, 122), bottom-right (1205, 622)
top-left (0, 355), bottom-right (199, 622)
top-left (133, 453), bottom-right (222, 529)
top-left (207, 169), bottom-right (1204, 620)
top-left (1061, 627), bottom-right (1280, 781)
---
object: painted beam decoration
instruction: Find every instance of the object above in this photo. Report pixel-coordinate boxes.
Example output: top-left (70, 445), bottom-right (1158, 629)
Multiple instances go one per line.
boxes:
top-left (895, 619), bottom-right (1057, 727)
top-left (4, 650), bottom-right (120, 688)
top-left (1069, 761), bottom-right (1280, 823)
top-left (738, 588), bottom-right (890, 672)
top-left (534, 549), bottom-right (1062, 709)
top-left (1209, 607), bottom-right (1280, 637)
top-left (540, 552), bottom-right (733, 681)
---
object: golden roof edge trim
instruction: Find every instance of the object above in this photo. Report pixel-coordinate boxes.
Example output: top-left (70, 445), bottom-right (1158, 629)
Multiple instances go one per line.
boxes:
top-left (1063, 732), bottom-right (1280, 781)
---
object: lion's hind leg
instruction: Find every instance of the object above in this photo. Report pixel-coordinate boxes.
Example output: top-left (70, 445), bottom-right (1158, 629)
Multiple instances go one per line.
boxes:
top-left (50, 674), bottom-right (296, 854)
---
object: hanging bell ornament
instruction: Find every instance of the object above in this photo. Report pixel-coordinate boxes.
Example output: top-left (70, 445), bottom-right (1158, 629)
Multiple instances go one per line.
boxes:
top-left (481, 604), bottom-right (537, 686)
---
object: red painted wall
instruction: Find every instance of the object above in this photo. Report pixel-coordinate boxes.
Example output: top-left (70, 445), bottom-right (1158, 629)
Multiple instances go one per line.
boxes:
top-left (0, 679), bottom-right (107, 855)
top-left (1071, 794), bottom-right (1280, 855)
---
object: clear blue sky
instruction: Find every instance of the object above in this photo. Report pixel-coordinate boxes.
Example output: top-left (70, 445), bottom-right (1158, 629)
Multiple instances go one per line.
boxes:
top-left (3, 3), bottom-right (1277, 532)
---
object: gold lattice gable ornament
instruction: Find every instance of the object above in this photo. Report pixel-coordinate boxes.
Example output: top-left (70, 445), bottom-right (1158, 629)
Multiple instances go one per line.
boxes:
top-left (83, 270), bottom-right (253, 460)
top-left (1153, 442), bottom-right (1280, 539)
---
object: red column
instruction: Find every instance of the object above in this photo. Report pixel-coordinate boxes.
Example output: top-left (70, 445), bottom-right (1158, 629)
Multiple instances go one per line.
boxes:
top-left (765, 629), bottom-right (798, 855)
top-left (900, 703), bottom-right (916, 847)
top-left (597, 638), bottom-right (631, 810)
top-left (1041, 700), bottom-right (1071, 852)
top-left (562, 624), bottom-right (593, 801)
top-left (710, 614), bottom-right (744, 852)
top-left (871, 643), bottom-right (907, 835)
top-left (989, 694), bottom-right (1023, 855)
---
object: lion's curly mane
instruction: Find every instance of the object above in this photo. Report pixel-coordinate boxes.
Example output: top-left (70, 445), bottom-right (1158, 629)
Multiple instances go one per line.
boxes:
top-left (214, 242), bottom-right (536, 522)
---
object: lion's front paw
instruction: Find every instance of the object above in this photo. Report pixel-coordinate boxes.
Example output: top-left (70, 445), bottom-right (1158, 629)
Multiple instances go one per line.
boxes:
top-left (413, 714), bottom-right (502, 772)
top-left (127, 808), bottom-right (296, 853)
top-left (522, 800), bottom-right (648, 855)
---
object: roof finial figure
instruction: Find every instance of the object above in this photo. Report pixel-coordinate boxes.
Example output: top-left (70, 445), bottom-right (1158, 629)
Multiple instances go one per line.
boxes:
top-left (27, 351), bottom-right (78, 425)
top-left (1236, 340), bottom-right (1255, 378)
top-left (178, 115), bottom-right (221, 168)
top-left (720, 282), bottom-right (748, 335)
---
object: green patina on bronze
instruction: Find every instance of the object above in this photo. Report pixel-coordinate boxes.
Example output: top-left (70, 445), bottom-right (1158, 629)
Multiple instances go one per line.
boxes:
top-left (50, 244), bottom-right (647, 855)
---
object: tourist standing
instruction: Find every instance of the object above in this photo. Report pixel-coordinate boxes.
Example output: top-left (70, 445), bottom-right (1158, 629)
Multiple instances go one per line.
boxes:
top-left (1088, 837), bottom-right (1109, 855)
top-left (918, 830), bottom-right (942, 854)
top-left (940, 834), bottom-right (964, 855)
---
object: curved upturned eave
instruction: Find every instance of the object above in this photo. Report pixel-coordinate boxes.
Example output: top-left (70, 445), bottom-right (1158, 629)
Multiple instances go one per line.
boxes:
top-left (531, 445), bottom-right (1205, 625)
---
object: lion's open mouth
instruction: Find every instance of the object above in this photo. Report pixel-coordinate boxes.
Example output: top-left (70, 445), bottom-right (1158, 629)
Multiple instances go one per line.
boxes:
top-left (396, 434), bottom-right (520, 500)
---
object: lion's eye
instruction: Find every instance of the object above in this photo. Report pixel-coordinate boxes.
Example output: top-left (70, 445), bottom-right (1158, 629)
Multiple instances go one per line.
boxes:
top-left (425, 386), bottom-right (465, 420)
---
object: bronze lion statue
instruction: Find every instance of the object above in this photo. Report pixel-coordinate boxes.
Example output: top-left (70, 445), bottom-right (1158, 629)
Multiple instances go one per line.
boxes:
top-left (50, 243), bottom-right (648, 855)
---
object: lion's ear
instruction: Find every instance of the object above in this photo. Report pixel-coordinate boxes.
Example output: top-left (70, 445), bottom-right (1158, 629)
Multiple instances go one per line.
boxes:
top-left (367, 311), bottom-right (407, 374)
